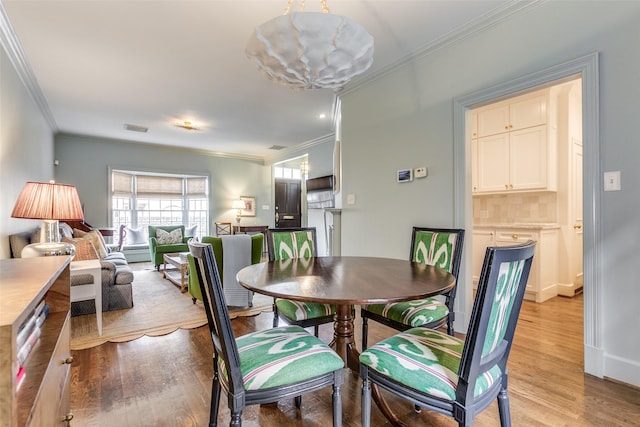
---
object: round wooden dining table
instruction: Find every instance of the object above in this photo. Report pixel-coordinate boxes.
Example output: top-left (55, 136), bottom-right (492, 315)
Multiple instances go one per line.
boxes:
top-left (236, 256), bottom-right (456, 372)
top-left (237, 256), bottom-right (455, 425)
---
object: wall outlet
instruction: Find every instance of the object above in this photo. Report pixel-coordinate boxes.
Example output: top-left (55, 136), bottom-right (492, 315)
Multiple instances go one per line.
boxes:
top-left (347, 194), bottom-right (356, 205)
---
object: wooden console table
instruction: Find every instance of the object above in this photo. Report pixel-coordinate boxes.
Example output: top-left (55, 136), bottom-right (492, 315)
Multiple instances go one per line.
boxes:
top-left (232, 225), bottom-right (268, 235)
top-left (0, 256), bottom-right (73, 426)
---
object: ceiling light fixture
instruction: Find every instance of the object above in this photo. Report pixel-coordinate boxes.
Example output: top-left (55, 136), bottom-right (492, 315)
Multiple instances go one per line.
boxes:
top-left (175, 121), bottom-right (200, 131)
top-left (246, 0), bottom-right (374, 90)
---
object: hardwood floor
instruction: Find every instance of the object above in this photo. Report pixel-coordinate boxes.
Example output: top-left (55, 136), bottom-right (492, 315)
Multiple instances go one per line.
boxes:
top-left (70, 294), bottom-right (640, 426)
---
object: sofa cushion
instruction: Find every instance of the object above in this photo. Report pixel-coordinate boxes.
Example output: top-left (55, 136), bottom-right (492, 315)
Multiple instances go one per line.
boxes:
top-left (8, 232), bottom-right (30, 258)
top-left (114, 265), bottom-right (135, 286)
top-left (156, 228), bottom-right (183, 244)
top-left (59, 222), bottom-right (74, 239)
top-left (104, 252), bottom-right (128, 266)
top-left (185, 224), bottom-right (198, 237)
top-left (73, 229), bottom-right (108, 258)
top-left (62, 237), bottom-right (99, 261)
top-left (125, 226), bottom-right (147, 245)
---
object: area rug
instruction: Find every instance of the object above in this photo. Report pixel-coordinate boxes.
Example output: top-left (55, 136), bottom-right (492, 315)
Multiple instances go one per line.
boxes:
top-left (70, 264), bottom-right (272, 350)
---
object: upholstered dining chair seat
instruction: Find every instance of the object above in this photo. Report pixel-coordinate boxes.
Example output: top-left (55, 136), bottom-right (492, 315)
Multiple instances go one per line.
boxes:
top-left (275, 299), bottom-right (336, 322)
top-left (360, 328), bottom-right (501, 401)
top-left (267, 227), bottom-right (338, 337)
top-left (361, 227), bottom-right (465, 349)
top-left (189, 240), bottom-right (344, 426)
top-left (223, 325), bottom-right (344, 391)
top-left (359, 241), bottom-right (536, 427)
top-left (361, 297), bottom-right (448, 328)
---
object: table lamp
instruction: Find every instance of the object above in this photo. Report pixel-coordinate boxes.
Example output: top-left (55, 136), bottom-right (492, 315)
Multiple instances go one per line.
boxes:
top-left (232, 199), bottom-right (245, 225)
top-left (11, 181), bottom-right (84, 257)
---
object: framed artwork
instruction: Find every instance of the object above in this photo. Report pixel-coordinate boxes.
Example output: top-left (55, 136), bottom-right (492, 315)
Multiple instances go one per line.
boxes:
top-left (240, 196), bottom-right (256, 216)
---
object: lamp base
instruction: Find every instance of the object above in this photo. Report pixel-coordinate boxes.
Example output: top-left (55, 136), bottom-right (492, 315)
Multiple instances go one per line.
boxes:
top-left (21, 242), bottom-right (76, 258)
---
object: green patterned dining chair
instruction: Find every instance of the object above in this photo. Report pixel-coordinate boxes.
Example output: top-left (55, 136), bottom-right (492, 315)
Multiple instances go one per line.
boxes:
top-left (189, 240), bottom-right (344, 427)
top-left (266, 227), bottom-right (336, 337)
top-left (361, 227), bottom-right (465, 349)
top-left (360, 240), bottom-right (535, 427)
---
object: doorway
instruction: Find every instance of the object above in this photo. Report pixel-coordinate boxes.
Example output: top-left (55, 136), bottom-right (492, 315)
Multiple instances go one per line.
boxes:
top-left (454, 53), bottom-right (602, 377)
top-left (274, 179), bottom-right (301, 228)
top-left (273, 156), bottom-right (308, 228)
top-left (470, 77), bottom-right (583, 300)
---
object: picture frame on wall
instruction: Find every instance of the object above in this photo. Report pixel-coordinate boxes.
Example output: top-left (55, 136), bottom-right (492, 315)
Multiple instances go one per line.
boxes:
top-left (240, 196), bottom-right (256, 216)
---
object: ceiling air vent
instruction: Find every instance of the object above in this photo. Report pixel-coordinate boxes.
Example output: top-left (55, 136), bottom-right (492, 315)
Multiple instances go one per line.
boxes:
top-left (124, 123), bottom-right (149, 133)
top-left (268, 145), bottom-right (287, 150)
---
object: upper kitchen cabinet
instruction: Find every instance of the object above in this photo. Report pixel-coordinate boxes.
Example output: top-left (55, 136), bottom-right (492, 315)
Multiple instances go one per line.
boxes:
top-left (472, 89), bottom-right (557, 194)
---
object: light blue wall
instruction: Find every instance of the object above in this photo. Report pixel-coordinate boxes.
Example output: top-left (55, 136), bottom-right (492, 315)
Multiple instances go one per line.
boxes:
top-left (0, 47), bottom-right (54, 259)
top-left (340, 1), bottom-right (640, 386)
top-left (54, 134), bottom-right (272, 234)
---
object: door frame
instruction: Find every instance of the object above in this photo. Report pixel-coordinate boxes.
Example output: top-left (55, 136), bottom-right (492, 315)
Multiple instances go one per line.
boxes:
top-left (453, 52), bottom-right (602, 377)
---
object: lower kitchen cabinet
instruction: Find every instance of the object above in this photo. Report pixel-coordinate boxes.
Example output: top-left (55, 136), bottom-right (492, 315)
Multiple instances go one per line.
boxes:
top-left (472, 225), bottom-right (559, 303)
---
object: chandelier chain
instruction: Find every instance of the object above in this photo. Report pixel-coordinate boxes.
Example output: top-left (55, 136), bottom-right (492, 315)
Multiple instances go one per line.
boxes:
top-left (283, 0), bottom-right (330, 15)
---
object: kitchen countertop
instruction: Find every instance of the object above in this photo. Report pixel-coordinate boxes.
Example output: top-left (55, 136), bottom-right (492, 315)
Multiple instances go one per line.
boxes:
top-left (474, 223), bottom-right (560, 230)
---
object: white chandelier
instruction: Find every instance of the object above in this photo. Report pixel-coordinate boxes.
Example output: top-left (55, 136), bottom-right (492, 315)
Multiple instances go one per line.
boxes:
top-left (246, 0), bottom-right (374, 90)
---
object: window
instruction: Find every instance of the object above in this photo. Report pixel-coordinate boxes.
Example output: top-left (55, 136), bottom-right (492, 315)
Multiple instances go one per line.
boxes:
top-left (274, 166), bottom-right (301, 180)
top-left (111, 170), bottom-right (209, 241)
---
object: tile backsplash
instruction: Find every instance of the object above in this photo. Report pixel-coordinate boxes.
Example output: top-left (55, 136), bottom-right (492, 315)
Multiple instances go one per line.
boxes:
top-left (473, 192), bottom-right (558, 225)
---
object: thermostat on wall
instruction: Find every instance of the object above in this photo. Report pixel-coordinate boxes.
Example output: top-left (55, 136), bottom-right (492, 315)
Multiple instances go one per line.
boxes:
top-left (397, 169), bottom-right (413, 183)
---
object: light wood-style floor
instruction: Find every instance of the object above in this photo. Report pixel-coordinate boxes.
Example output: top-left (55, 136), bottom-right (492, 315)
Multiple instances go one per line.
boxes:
top-left (70, 294), bottom-right (640, 426)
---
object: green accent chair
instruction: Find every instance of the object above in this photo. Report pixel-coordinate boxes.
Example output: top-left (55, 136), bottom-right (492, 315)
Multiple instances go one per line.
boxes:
top-left (361, 227), bottom-right (465, 348)
top-left (266, 227), bottom-right (336, 337)
top-left (187, 234), bottom-right (263, 304)
top-left (360, 240), bottom-right (535, 427)
top-left (148, 225), bottom-right (195, 270)
top-left (189, 240), bottom-right (344, 427)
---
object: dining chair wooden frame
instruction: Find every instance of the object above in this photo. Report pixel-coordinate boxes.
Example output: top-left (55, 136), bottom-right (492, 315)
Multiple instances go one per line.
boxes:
top-left (361, 226), bottom-right (465, 348)
top-left (360, 240), bottom-right (535, 427)
top-left (266, 227), bottom-right (336, 337)
top-left (189, 240), bottom-right (344, 427)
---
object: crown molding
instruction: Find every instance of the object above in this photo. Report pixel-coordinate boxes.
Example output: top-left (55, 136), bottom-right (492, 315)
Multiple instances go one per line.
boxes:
top-left (0, 2), bottom-right (58, 131)
top-left (340, 0), bottom-right (544, 96)
top-left (263, 133), bottom-right (336, 165)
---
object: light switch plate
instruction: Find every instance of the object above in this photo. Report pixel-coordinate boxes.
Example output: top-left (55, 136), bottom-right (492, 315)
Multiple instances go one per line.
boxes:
top-left (604, 171), bottom-right (621, 191)
top-left (347, 194), bottom-right (356, 205)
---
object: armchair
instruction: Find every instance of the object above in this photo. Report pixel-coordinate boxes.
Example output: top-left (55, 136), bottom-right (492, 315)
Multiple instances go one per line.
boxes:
top-left (148, 225), bottom-right (194, 270)
top-left (187, 234), bottom-right (263, 304)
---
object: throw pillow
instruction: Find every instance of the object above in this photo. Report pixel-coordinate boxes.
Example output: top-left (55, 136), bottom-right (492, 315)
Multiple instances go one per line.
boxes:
top-left (125, 227), bottom-right (147, 245)
top-left (156, 228), bottom-right (183, 245)
top-left (73, 229), bottom-right (108, 258)
top-left (62, 237), bottom-right (98, 261)
top-left (185, 224), bottom-right (198, 238)
top-left (59, 222), bottom-right (74, 239)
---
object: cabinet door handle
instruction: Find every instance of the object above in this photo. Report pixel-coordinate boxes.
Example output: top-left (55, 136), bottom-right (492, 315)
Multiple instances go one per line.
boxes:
top-left (574, 224), bottom-right (582, 230)
top-left (62, 356), bottom-right (74, 365)
top-left (512, 234), bottom-right (519, 239)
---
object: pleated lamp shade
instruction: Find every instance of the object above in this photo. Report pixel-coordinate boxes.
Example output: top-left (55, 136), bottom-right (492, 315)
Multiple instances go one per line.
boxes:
top-left (11, 181), bottom-right (84, 257)
top-left (11, 181), bottom-right (83, 221)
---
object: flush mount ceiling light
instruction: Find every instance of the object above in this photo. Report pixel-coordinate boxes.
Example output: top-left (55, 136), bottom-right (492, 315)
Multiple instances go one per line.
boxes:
top-left (175, 121), bottom-right (200, 131)
top-left (246, 0), bottom-right (374, 90)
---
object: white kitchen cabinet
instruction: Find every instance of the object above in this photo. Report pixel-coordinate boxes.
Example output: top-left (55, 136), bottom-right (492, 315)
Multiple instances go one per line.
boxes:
top-left (471, 228), bottom-right (495, 282)
top-left (472, 89), bottom-right (556, 194)
top-left (472, 225), bottom-right (559, 302)
top-left (476, 90), bottom-right (548, 137)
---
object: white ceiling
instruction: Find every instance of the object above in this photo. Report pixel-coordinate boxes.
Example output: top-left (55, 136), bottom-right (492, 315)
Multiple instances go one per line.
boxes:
top-left (2, 0), bottom-right (509, 160)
